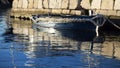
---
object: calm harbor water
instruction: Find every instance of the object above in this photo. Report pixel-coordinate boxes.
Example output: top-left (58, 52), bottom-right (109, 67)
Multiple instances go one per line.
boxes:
top-left (0, 9), bottom-right (120, 68)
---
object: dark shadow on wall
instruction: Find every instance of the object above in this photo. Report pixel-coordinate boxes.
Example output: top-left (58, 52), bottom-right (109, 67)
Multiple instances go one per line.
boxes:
top-left (76, 0), bottom-right (92, 15)
top-left (76, 0), bottom-right (90, 15)
top-left (0, 0), bottom-right (13, 9)
top-left (76, 0), bottom-right (82, 10)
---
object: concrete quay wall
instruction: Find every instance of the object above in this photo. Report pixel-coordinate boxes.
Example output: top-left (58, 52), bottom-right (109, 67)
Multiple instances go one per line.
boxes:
top-left (12, 0), bottom-right (82, 16)
top-left (81, 0), bottom-right (120, 16)
top-left (11, 0), bottom-right (120, 17)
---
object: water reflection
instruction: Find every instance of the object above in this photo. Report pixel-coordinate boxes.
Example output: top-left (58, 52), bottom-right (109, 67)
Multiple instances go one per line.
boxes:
top-left (7, 19), bottom-right (120, 68)
top-left (0, 11), bottom-right (120, 68)
top-left (0, 9), bottom-right (12, 36)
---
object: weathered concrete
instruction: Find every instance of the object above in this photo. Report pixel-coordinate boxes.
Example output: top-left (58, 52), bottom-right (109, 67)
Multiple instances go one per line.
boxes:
top-left (95, 10), bottom-right (117, 16)
top-left (49, 0), bottom-right (62, 9)
top-left (70, 10), bottom-right (82, 15)
top-left (91, 0), bottom-right (101, 9)
top-left (114, 0), bottom-right (120, 10)
top-left (116, 11), bottom-right (120, 16)
top-left (62, 10), bottom-right (70, 14)
top-left (33, 0), bottom-right (38, 9)
top-left (12, 0), bottom-right (83, 15)
top-left (22, 0), bottom-right (28, 9)
top-left (28, 0), bottom-right (34, 9)
top-left (11, 0), bottom-right (120, 16)
top-left (101, 0), bottom-right (114, 10)
top-left (51, 9), bottom-right (62, 14)
top-left (81, 0), bottom-right (91, 9)
top-left (12, 0), bottom-right (19, 8)
top-left (49, 0), bottom-right (56, 8)
top-left (43, 0), bottom-right (49, 8)
top-left (37, 0), bottom-right (43, 9)
top-left (61, 0), bottom-right (69, 9)
top-left (98, 10), bottom-right (108, 15)
top-left (69, 0), bottom-right (79, 9)
top-left (107, 10), bottom-right (117, 16)
top-left (17, 0), bottom-right (22, 8)
top-left (12, 0), bottom-right (81, 10)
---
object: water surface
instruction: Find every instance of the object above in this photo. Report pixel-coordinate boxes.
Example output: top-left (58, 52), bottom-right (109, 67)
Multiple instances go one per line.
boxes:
top-left (0, 9), bottom-right (120, 68)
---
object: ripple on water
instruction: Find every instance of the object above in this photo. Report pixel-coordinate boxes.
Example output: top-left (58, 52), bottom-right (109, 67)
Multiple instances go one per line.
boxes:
top-left (0, 9), bottom-right (120, 68)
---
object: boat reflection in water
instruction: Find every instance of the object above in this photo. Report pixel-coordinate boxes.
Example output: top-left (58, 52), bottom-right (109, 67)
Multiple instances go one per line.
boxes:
top-left (0, 9), bottom-right (12, 36)
top-left (0, 18), bottom-right (120, 68)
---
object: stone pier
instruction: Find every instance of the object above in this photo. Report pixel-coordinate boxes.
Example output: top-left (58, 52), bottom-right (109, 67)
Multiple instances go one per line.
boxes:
top-left (11, 0), bottom-right (120, 18)
top-left (11, 0), bottom-right (83, 18)
top-left (81, 0), bottom-right (120, 17)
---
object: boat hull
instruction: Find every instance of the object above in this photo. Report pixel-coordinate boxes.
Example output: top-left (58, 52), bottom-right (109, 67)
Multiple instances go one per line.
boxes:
top-left (33, 21), bottom-right (96, 31)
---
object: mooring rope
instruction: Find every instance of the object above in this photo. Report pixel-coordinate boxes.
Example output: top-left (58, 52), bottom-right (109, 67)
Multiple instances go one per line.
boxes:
top-left (93, 14), bottom-right (120, 30)
top-left (87, 14), bottom-right (107, 36)
top-left (89, 14), bottom-right (107, 36)
top-left (91, 14), bottom-right (106, 27)
top-left (104, 16), bottom-right (120, 30)
top-left (90, 14), bottom-right (120, 36)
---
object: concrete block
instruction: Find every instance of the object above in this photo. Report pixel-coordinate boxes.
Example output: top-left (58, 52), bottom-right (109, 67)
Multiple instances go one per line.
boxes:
top-left (81, 0), bottom-right (91, 9)
top-left (43, 0), bottom-right (49, 8)
top-left (62, 10), bottom-right (70, 14)
top-left (70, 10), bottom-right (82, 15)
top-left (101, 0), bottom-right (114, 10)
top-left (28, 0), bottom-right (34, 9)
top-left (61, 0), bottom-right (69, 9)
top-left (99, 10), bottom-right (108, 15)
top-left (114, 0), bottom-right (120, 10)
top-left (12, 0), bottom-right (19, 8)
top-left (69, 0), bottom-right (79, 9)
top-left (49, 0), bottom-right (62, 9)
top-left (38, 0), bottom-right (43, 9)
top-left (40, 9), bottom-right (51, 13)
top-left (91, 0), bottom-right (101, 9)
top-left (22, 0), bottom-right (28, 9)
top-left (97, 10), bottom-right (117, 16)
top-left (49, 0), bottom-right (56, 8)
top-left (33, 0), bottom-right (38, 8)
top-left (116, 11), bottom-right (120, 16)
top-left (107, 10), bottom-right (117, 16)
top-left (17, 0), bottom-right (23, 8)
top-left (56, 0), bottom-right (62, 8)
top-left (52, 9), bottom-right (62, 14)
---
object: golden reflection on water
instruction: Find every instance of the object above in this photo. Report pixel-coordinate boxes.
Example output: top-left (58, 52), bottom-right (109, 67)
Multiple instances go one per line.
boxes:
top-left (11, 19), bottom-right (120, 60)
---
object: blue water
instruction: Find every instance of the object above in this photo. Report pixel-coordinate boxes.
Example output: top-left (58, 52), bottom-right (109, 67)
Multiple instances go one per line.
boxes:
top-left (0, 9), bottom-right (120, 68)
